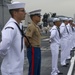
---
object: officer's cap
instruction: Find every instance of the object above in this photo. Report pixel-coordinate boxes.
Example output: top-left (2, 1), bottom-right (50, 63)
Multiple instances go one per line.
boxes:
top-left (53, 18), bottom-right (60, 22)
top-left (29, 9), bottom-right (41, 16)
top-left (7, 1), bottom-right (25, 10)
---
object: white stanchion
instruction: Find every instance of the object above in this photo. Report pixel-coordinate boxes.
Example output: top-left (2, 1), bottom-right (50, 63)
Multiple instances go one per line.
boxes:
top-left (67, 56), bottom-right (75, 75)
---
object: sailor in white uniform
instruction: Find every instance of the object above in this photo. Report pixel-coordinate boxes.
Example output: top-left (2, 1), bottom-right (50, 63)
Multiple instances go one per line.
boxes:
top-left (60, 17), bottom-right (69, 66)
top-left (49, 18), bottom-right (62, 75)
top-left (68, 18), bottom-right (75, 49)
top-left (0, 1), bottom-right (26, 75)
top-left (72, 22), bottom-right (75, 47)
top-left (66, 18), bottom-right (74, 59)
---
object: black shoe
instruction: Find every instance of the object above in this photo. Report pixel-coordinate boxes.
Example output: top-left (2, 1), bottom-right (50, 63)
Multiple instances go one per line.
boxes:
top-left (66, 63), bottom-right (69, 65)
top-left (62, 63), bottom-right (69, 67)
top-left (67, 58), bottom-right (71, 60)
top-left (62, 64), bottom-right (68, 67)
top-left (58, 72), bottom-right (63, 74)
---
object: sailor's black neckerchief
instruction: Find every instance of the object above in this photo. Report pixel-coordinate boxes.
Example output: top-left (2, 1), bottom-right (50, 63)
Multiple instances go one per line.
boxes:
top-left (65, 25), bottom-right (69, 34)
top-left (14, 22), bottom-right (24, 52)
top-left (57, 27), bottom-right (61, 38)
top-left (21, 25), bottom-right (23, 51)
top-left (71, 25), bottom-right (74, 32)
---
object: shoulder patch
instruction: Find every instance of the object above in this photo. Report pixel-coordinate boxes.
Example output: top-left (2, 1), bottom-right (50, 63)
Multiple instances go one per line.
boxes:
top-left (5, 27), bottom-right (14, 30)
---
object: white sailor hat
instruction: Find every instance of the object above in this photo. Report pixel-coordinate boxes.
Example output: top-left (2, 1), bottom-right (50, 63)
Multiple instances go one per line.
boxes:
top-left (7, 1), bottom-right (25, 10)
top-left (29, 9), bottom-right (41, 16)
top-left (68, 18), bottom-right (73, 21)
top-left (62, 17), bottom-right (68, 21)
top-left (53, 18), bottom-right (60, 22)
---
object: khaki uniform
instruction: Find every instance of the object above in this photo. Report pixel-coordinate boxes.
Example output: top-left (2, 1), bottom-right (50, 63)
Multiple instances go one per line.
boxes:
top-left (26, 21), bottom-right (41, 47)
top-left (26, 21), bottom-right (41, 75)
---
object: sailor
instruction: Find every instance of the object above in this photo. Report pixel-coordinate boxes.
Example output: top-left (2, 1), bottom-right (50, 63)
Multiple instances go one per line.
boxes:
top-left (49, 18), bottom-right (62, 75)
top-left (60, 17), bottom-right (69, 66)
top-left (66, 18), bottom-right (74, 59)
top-left (72, 21), bottom-right (75, 47)
top-left (25, 9), bottom-right (42, 75)
top-left (68, 18), bottom-right (75, 49)
top-left (0, 1), bottom-right (26, 75)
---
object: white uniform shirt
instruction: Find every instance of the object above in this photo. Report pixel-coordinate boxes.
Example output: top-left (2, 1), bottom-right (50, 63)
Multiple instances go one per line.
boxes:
top-left (67, 23), bottom-right (73, 35)
top-left (0, 18), bottom-right (25, 73)
top-left (60, 22), bottom-right (69, 38)
top-left (50, 25), bottom-right (60, 45)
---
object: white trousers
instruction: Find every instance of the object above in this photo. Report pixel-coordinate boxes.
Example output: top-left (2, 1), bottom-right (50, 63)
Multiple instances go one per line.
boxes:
top-left (60, 38), bottom-right (69, 65)
top-left (67, 35), bottom-right (73, 59)
top-left (1, 71), bottom-right (23, 75)
top-left (50, 43), bottom-right (60, 75)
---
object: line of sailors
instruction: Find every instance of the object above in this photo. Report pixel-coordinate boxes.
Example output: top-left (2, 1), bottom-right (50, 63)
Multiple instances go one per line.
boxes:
top-left (49, 17), bottom-right (75, 75)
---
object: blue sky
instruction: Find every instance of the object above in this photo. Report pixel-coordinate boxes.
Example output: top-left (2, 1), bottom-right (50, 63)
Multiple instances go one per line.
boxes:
top-left (12, 0), bottom-right (75, 17)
